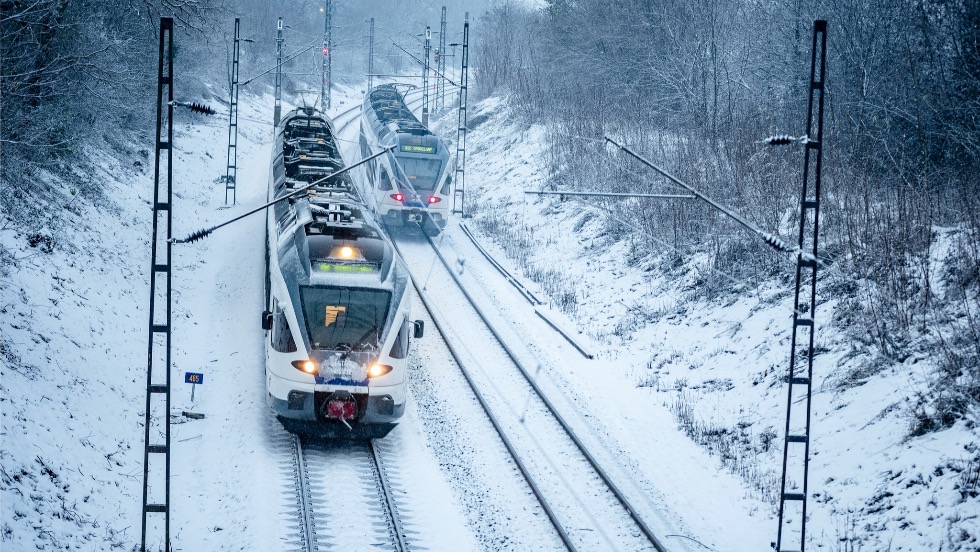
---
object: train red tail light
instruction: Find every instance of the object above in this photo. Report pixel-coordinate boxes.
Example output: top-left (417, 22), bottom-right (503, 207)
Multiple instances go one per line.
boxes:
top-left (390, 193), bottom-right (404, 202)
top-left (427, 196), bottom-right (441, 204)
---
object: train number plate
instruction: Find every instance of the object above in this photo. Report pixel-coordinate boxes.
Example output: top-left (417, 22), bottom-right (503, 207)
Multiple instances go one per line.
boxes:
top-left (327, 399), bottom-right (356, 420)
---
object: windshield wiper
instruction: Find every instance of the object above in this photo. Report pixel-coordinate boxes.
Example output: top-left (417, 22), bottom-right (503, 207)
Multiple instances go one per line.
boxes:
top-left (352, 326), bottom-right (380, 351)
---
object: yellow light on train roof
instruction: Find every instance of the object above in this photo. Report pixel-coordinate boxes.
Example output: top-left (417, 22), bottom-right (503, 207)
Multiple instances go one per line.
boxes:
top-left (327, 245), bottom-right (366, 261)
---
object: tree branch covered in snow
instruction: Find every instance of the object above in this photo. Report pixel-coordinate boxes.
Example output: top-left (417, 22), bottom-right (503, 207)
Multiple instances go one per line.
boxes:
top-left (475, 0), bottom-right (980, 430)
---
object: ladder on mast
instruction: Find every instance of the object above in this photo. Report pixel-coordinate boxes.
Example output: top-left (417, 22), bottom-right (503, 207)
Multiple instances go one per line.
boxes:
top-left (438, 6), bottom-right (447, 110)
top-left (274, 17), bottom-right (283, 129)
top-left (141, 17), bottom-right (174, 552)
top-left (775, 19), bottom-right (827, 552)
top-left (422, 26), bottom-right (431, 126)
top-left (452, 17), bottom-right (469, 216)
top-left (224, 18), bottom-right (241, 205)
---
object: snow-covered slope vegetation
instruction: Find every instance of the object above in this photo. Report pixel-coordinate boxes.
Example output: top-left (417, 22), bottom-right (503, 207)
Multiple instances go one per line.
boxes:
top-left (450, 2), bottom-right (980, 541)
top-left (3, 0), bottom-right (978, 550)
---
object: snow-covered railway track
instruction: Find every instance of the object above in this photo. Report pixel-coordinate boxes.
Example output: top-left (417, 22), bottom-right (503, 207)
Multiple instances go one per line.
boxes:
top-left (391, 229), bottom-right (669, 552)
top-left (290, 435), bottom-right (406, 551)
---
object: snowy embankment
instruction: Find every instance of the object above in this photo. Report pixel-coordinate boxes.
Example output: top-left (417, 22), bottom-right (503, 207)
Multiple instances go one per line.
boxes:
top-left (434, 95), bottom-right (979, 551)
top-left (1, 90), bottom-right (284, 549)
top-left (2, 83), bottom-right (976, 551)
top-left (2, 86), bottom-right (483, 551)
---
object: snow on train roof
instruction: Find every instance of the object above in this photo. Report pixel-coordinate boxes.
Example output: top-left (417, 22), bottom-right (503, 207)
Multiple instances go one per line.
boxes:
top-left (367, 85), bottom-right (430, 137)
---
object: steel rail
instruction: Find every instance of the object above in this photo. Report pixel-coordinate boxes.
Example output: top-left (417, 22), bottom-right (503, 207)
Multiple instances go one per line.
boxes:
top-left (369, 440), bottom-right (408, 552)
top-left (336, 91), bottom-right (664, 551)
top-left (458, 221), bottom-right (543, 305)
top-left (457, 221), bottom-right (594, 358)
top-left (294, 435), bottom-right (316, 552)
top-left (332, 104), bottom-right (362, 134)
top-left (418, 228), bottom-right (669, 552)
top-left (390, 236), bottom-right (577, 552)
top-left (294, 437), bottom-right (406, 552)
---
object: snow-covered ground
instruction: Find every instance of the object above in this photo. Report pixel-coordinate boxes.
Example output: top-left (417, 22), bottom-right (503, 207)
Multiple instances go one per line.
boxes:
top-left (2, 83), bottom-right (977, 552)
top-left (433, 95), bottom-right (980, 551)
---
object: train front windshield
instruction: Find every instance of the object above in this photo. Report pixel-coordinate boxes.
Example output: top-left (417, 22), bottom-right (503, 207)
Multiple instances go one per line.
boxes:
top-left (397, 156), bottom-right (443, 191)
top-left (299, 286), bottom-right (392, 351)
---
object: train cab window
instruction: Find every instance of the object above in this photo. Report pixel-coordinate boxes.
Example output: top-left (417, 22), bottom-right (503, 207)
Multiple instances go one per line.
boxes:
top-left (439, 175), bottom-right (451, 196)
top-left (271, 305), bottom-right (298, 353)
top-left (379, 168), bottom-right (393, 191)
top-left (389, 319), bottom-right (410, 359)
top-left (399, 158), bottom-right (442, 190)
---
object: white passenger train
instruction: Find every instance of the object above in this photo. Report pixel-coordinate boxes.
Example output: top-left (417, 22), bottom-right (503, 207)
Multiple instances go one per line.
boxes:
top-left (264, 107), bottom-right (422, 438)
top-left (357, 84), bottom-right (453, 234)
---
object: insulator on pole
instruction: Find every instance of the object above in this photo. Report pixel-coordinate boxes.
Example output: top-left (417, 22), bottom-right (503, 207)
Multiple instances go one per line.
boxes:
top-left (169, 101), bottom-right (217, 115)
top-left (171, 227), bottom-right (215, 244)
top-left (760, 134), bottom-right (806, 146)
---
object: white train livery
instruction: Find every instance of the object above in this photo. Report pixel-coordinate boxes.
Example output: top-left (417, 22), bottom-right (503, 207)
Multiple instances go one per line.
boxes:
top-left (358, 84), bottom-right (452, 233)
top-left (264, 106), bottom-right (422, 439)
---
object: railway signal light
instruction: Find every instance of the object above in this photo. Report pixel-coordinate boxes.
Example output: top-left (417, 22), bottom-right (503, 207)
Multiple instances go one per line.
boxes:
top-left (322, 46), bottom-right (330, 55)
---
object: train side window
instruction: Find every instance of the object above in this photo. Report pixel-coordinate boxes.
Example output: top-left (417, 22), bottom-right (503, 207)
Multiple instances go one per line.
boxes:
top-left (359, 134), bottom-right (370, 158)
top-left (367, 158), bottom-right (377, 182)
top-left (379, 168), bottom-right (393, 191)
top-left (439, 175), bottom-right (451, 196)
top-left (272, 305), bottom-right (298, 353)
top-left (388, 319), bottom-right (409, 359)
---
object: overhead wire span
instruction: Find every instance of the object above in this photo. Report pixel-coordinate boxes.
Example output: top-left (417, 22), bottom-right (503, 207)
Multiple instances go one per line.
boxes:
top-left (171, 146), bottom-right (394, 244)
top-left (542, 193), bottom-right (811, 321)
top-left (388, 39), bottom-right (459, 86)
top-left (604, 135), bottom-right (823, 265)
top-left (240, 40), bottom-right (320, 86)
top-left (525, 190), bottom-right (694, 200)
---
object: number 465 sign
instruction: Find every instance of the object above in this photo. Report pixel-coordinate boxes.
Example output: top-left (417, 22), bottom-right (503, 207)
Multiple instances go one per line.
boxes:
top-left (185, 372), bottom-right (204, 401)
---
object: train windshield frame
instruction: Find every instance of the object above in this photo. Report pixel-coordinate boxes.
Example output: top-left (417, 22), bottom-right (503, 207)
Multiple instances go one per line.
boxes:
top-left (395, 155), bottom-right (443, 191)
top-left (299, 286), bottom-right (392, 351)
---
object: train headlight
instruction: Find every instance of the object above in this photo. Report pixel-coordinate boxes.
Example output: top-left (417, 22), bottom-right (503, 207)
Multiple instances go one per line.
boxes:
top-left (367, 364), bottom-right (393, 378)
top-left (291, 360), bottom-right (318, 375)
top-left (327, 245), bottom-right (365, 261)
top-left (390, 193), bottom-right (404, 202)
top-left (427, 196), bottom-right (441, 204)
